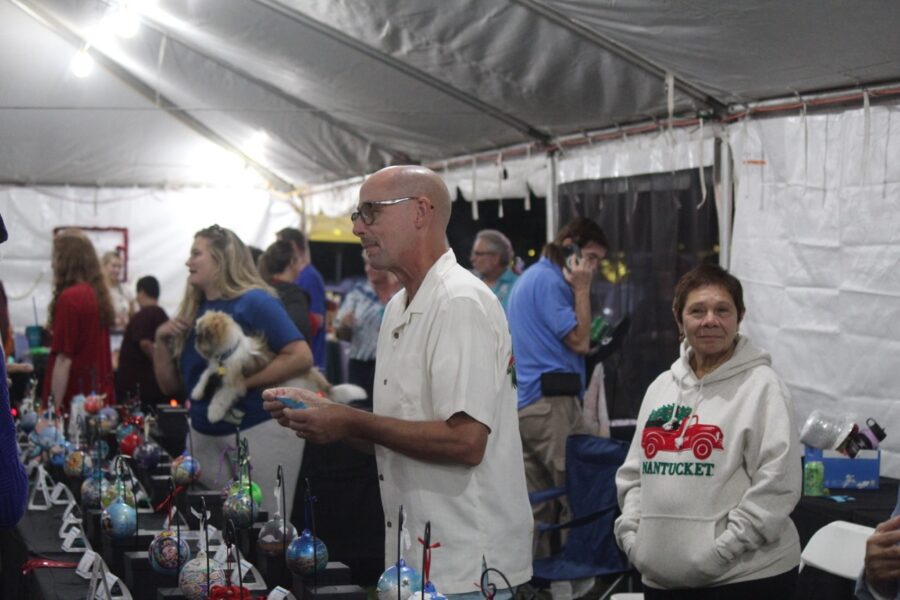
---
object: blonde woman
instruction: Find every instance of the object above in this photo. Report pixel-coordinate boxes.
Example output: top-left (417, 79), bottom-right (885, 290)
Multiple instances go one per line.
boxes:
top-left (154, 225), bottom-right (312, 509)
top-left (101, 250), bottom-right (134, 333)
top-left (44, 230), bottom-right (116, 410)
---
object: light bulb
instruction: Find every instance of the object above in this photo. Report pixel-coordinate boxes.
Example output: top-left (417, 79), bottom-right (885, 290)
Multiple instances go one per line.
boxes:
top-left (71, 50), bottom-right (94, 78)
top-left (112, 7), bottom-right (140, 38)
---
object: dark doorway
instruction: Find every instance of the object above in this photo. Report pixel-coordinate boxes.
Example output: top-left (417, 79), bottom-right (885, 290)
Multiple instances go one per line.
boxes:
top-left (558, 167), bottom-right (718, 421)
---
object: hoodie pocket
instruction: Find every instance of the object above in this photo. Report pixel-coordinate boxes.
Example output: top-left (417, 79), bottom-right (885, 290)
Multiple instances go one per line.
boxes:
top-left (631, 515), bottom-right (730, 589)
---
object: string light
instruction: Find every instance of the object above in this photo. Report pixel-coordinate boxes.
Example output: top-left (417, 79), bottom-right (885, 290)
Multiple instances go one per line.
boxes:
top-left (110, 6), bottom-right (140, 39)
top-left (70, 48), bottom-right (94, 78)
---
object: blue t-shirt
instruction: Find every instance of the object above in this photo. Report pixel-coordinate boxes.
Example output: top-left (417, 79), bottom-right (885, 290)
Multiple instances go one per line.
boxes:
top-left (295, 265), bottom-right (327, 370)
top-left (507, 257), bottom-right (584, 410)
top-left (181, 289), bottom-right (302, 435)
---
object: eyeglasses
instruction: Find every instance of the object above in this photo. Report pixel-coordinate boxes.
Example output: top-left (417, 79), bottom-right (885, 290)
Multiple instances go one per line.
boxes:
top-left (470, 251), bottom-right (496, 258)
top-left (351, 196), bottom-right (419, 226)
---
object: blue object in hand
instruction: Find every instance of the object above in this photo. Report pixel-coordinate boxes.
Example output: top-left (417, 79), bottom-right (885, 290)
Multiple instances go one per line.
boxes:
top-left (276, 396), bottom-right (306, 409)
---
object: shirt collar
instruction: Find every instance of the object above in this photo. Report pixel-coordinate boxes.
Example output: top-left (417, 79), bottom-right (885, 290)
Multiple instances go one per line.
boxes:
top-left (397, 248), bottom-right (456, 319)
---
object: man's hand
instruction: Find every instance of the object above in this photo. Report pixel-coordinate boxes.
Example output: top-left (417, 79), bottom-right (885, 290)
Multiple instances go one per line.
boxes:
top-left (865, 514), bottom-right (900, 597)
top-left (563, 253), bottom-right (595, 291)
top-left (262, 387), bottom-right (334, 428)
top-left (283, 403), bottom-right (355, 445)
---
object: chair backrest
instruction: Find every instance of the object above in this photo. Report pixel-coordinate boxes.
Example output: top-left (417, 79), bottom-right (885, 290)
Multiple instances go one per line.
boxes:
top-left (560, 434), bottom-right (630, 573)
top-left (799, 520), bottom-right (873, 579)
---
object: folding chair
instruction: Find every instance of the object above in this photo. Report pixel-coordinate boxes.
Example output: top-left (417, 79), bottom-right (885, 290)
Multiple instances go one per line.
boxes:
top-left (528, 434), bottom-right (632, 600)
top-left (799, 520), bottom-right (873, 579)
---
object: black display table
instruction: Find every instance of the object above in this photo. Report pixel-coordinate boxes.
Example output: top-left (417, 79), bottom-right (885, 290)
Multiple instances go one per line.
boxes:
top-left (790, 477), bottom-right (897, 600)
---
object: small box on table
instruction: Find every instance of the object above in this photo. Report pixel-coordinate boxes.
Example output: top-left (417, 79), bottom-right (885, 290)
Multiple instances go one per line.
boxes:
top-left (804, 446), bottom-right (880, 490)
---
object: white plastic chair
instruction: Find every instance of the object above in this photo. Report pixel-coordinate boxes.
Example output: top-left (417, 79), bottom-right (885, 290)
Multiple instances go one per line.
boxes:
top-left (800, 520), bottom-right (874, 579)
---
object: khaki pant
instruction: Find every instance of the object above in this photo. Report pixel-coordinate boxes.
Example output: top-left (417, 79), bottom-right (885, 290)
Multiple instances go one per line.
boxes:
top-left (518, 395), bottom-right (587, 558)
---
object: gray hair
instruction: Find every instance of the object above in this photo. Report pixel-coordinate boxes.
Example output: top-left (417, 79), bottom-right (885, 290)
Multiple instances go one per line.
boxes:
top-left (475, 229), bottom-right (513, 267)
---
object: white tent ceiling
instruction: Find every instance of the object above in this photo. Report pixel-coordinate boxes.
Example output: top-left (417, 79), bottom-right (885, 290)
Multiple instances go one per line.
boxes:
top-left (2, 0), bottom-right (899, 191)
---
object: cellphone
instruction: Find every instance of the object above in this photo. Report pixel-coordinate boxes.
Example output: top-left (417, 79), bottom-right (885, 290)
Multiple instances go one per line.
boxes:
top-left (275, 396), bottom-right (306, 409)
top-left (564, 243), bottom-right (581, 271)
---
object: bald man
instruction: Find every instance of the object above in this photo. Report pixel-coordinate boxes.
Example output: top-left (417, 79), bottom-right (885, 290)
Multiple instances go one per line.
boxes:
top-left (264, 166), bottom-right (532, 597)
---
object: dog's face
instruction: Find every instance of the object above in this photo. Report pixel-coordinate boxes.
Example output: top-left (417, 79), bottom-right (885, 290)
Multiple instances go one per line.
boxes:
top-left (194, 310), bottom-right (238, 358)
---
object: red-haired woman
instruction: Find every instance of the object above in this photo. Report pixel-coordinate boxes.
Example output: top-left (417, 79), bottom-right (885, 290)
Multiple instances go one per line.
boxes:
top-left (43, 230), bottom-right (115, 411)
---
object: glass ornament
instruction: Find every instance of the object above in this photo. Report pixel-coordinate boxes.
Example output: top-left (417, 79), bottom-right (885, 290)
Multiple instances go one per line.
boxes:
top-left (171, 454), bottom-right (201, 486)
top-left (286, 529), bottom-right (328, 575)
top-left (257, 517), bottom-right (297, 557)
top-left (178, 552), bottom-right (226, 600)
top-left (101, 496), bottom-right (137, 539)
top-left (377, 558), bottom-right (422, 600)
top-left (148, 530), bottom-right (191, 575)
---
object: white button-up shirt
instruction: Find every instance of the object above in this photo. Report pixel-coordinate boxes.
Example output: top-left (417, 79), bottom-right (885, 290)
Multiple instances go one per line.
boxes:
top-left (374, 249), bottom-right (533, 593)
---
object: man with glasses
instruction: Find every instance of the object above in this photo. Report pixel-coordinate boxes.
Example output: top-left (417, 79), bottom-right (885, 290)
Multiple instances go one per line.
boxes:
top-left (470, 229), bottom-right (518, 313)
top-left (264, 165), bottom-right (532, 599)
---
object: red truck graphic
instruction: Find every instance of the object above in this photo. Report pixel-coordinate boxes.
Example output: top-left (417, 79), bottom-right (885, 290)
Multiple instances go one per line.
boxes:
top-left (642, 415), bottom-right (724, 460)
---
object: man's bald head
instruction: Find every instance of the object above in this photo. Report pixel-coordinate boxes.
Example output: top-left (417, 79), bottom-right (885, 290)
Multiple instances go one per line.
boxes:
top-left (363, 165), bottom-right (452, 230)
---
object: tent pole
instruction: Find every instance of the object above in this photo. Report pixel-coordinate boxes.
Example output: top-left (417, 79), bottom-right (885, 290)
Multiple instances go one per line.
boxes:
top-left (546, 151), bottom-right (559, 243)
top-left (718, 139), bottom-right (733, 270)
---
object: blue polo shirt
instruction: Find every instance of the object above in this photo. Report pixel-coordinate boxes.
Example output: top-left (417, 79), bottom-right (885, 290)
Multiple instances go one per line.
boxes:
top-left (507, 257), bottom-right (583, 410)
top-left (181, 289), bottom-right (302, 435)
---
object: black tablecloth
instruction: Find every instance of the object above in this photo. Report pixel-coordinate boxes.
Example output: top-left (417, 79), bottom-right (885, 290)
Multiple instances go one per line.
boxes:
top-left (791, 476), bottom-right (898, 546)
top-left (0, 504), bottom-right (85, 600)
top-left (791, 477), bottom-right (897, 600)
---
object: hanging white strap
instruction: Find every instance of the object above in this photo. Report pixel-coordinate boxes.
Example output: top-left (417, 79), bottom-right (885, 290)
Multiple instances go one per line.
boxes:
top-left (666, 72), bottom-right (675, 133)
top-left (524, 145), bottom-right (532, 211)
top-left (471, 157), bottom-right (479, 220)
top-left (862, 90), bottom-right (871, 181)
top-left (801, 100), bottom-right (809, 181)
top-left (496, 152), bottom-right (504, 218)
top-left (696, 119), bottom-right (708, 209)
top-left (399, 506), bottom-right (412, 559)
top-left (273, 478), bottom-right (283, 519)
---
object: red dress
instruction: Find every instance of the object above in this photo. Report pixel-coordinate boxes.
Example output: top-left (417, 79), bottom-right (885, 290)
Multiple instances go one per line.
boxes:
top-left (43, 283), bottom-right (114, 411)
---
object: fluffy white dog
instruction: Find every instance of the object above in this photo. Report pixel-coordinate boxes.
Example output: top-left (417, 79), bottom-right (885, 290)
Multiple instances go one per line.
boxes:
top-left (191, 310), bottom-right (365, 423)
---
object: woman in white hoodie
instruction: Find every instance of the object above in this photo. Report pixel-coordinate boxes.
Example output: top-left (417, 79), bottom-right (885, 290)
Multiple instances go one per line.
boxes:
top-left (614, 264), bottom-right (801, 598)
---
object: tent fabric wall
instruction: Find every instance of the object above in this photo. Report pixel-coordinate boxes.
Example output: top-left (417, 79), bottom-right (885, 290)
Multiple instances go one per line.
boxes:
top-left (729, 106), bottom-right (900, 477)
top-left (0, 186), bottom-right (300, 331)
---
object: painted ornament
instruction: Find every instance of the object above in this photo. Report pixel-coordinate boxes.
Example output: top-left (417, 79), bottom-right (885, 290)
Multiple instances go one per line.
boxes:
top-left (377, 558), bottom-right (423, 600)
top-left (120, 431), bottom-right (143, 456)
top-left (133, 441), bottom-right (161, 470)
top-left (222, 489), bottom-right (258, 529)
top-left (148, 530), bottom-right (192, 575)
top-left (64, 449), bottom-right (93, 479)
top-left (257, 517), bottom-right (297, 557)
top-left (81, 477), bottom-right (110, 509)
top-left (178, 552), bottom-right (226, 600)
top-left (101, 496), bottom-right (137, 539)
top-left (286, 529), bottom-right (328, 575)
top-left (171, 454), bottom-right (201, 486)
